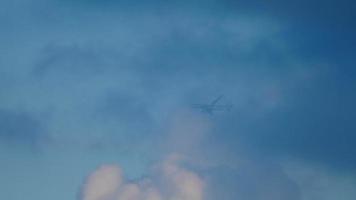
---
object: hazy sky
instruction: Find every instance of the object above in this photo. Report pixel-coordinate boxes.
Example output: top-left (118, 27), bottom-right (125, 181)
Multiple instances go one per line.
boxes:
top-left (1, 1), bottom-right (356, 200)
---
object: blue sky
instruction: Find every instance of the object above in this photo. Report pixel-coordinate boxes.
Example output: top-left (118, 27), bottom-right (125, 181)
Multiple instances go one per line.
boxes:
top-left (1, 0), bottom-right (356, 200)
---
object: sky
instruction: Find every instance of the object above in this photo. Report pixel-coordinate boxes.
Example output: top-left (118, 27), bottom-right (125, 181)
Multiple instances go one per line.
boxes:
top-left (1, 0), bottom-right (356, 200)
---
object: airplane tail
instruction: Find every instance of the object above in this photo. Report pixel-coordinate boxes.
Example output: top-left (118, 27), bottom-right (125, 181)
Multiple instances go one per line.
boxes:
top-left (211, 95), bottom-right (224, 105)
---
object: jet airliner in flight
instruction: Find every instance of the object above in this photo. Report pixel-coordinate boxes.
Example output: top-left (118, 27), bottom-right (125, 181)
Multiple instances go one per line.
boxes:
top-left (192, 95), bottom-right (232, 114)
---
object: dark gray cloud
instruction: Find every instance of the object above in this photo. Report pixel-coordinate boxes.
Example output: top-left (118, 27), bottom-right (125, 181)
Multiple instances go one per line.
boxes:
top-left (2, 0), bottom-right (355, 170)
top-left (0, 109), bottom-right (43, 145)
top-left (33, 44), bottom-right (107, 78)
top-left (95, 91), bottom-right (157, 141)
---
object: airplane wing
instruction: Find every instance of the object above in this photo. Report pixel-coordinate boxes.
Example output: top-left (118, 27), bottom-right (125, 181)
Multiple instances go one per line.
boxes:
top-left (210, 95), bottom-right (224, 106)
top-left (212, 104), bottom-right (232, 111)
top-left (192, 104), bottom-right (232, 110)
top-left (192, 104), bottom-right (210, 108)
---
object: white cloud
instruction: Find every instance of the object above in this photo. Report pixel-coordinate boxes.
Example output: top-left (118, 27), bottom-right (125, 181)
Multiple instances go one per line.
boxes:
top-left (80, 154), bottom-right (204, 200)
top-left (81, 165), bottom-right (123, 200)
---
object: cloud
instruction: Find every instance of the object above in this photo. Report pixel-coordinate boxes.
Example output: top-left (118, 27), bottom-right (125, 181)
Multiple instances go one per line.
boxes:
top-left (79, 111), bottom-right (304, 200)
top-left (0, 3), bottom-right (355, 200)
top-left (81, 165), bottom-right (123, 200)
top-left (0, 109), bottom-right (43, 145)
top-left (0, 0), bottom-right (296, 152)
top-left (80, 154), bottom-right (204, 200)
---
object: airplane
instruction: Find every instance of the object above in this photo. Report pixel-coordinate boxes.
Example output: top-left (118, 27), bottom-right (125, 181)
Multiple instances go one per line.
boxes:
top-left (192, 95), bottom-right (232, 114)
